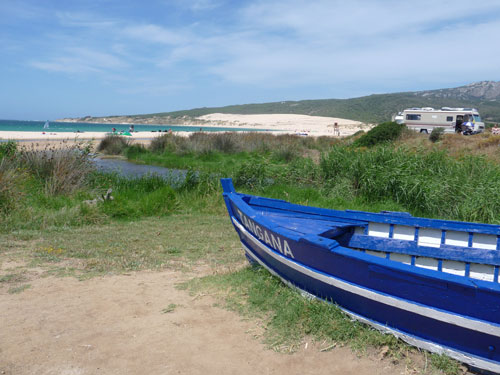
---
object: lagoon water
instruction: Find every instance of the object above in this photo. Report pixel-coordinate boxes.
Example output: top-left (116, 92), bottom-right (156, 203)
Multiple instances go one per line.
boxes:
top-left (0, 119), bottom-right (254, 133)
top-left (93, 158), bottom-right (186, 185)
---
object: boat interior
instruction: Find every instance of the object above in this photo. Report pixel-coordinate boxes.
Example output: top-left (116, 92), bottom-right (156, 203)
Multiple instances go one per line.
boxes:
top-left (241, 195), bottom-right (500, 283)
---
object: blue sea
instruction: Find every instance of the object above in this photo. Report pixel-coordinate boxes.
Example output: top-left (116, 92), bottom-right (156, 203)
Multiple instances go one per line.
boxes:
top-left (0, 119), bottom-right (256, 134)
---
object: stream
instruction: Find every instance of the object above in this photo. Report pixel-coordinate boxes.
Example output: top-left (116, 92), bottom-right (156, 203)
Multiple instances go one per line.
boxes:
top-left (93, 157), bottom-right (187, 186)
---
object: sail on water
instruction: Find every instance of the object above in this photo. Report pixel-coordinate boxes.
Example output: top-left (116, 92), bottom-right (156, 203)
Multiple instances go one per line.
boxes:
top-left (43, 120), bottom-right (49, 129)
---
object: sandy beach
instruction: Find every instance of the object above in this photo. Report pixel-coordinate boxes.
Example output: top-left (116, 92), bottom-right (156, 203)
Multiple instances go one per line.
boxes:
top-left (1, 114), bottom-right (370, 144)
top-left (196, 113), bottom-right (370, 136)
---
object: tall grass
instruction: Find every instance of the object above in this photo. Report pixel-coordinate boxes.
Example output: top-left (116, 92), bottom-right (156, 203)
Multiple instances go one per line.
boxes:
top-left (97, 135), bottom-right (131, 155)
top-left (146, 132), bottom-right (333, 156)
top-left (0, 156), bottom-right (26, 214)
top-left (321, 145), bottom-right (500, 223)
top-left (19, 144), bottom-right (96, 195)
top-left (0, 140), bottom-right (18, 158)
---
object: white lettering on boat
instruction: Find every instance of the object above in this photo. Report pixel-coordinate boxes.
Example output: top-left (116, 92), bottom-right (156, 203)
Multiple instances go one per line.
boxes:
top-left (236, 208), bottom-right (295, 259)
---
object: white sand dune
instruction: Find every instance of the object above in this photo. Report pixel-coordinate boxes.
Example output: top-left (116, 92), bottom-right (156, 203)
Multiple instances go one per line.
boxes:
top-left (197, 113), bottom-right (370, 136)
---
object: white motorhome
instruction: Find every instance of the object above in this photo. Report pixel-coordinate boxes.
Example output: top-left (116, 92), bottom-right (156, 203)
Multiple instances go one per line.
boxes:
top-left (394, 107), bottom-right (485, 134)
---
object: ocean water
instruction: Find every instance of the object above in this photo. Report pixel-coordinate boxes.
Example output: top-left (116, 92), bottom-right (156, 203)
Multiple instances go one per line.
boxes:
top-left (0, 119), bottom-right (256, 133)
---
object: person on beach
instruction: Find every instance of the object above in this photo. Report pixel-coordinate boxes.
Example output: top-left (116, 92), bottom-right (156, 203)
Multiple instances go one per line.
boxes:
top-left (333, 122), bottom-right (340, 136)
top-left (129, 125), bottom-right (135, 133)
top-left (493, 124), bottom-right (500, 135)
top-left (112, 127), bottom-right (116, 133)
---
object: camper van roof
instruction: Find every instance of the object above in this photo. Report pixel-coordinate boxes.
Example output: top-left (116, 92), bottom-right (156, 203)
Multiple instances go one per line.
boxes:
top-left (403, 107), bottom-right (478, 112)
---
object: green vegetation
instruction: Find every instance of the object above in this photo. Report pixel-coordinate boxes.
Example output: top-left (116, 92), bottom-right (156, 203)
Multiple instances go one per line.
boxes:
top-left (97, 134), bottom-right (130, 155)
top-left (321, 145), bottom-right (500, 222)
top-left (128, 92), bottom-right (500, 123)
top-left (161, 303), bottom-right (178, 313)
top-left (429, 127), bottom-right (445, 143)
top-left (353, 121), bottom-right (405, 147)
top-left (4, 124), bottom-right (500, 374)
top-left (86, 82), bottom-right (500, 124)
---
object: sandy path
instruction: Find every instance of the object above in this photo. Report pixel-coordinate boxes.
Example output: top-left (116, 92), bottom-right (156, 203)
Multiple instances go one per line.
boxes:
top-left (1, 270), bottom-right (406, 375)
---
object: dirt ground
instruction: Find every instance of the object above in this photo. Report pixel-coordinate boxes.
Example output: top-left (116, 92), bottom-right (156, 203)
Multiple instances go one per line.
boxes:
top-left (0, 268), bottom-right (417, 375)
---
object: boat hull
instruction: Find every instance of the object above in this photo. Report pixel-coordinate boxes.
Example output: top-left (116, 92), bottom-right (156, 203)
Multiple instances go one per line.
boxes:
top-left (233, 216), bottom-right (500, 372)
top-left (221, 179), bottom-right (500, 372)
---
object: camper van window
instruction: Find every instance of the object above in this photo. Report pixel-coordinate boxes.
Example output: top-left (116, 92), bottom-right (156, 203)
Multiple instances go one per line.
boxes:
top-left (406, 114), bottom-right (421, 120)
top-left (446, 116), bottom-right (453, 121)
top-left (474, 115), bottom-right (481, 122)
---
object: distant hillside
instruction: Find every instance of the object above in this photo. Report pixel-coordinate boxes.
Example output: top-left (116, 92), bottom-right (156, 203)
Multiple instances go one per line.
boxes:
top-left (75, 81), bottom-right (500, 124)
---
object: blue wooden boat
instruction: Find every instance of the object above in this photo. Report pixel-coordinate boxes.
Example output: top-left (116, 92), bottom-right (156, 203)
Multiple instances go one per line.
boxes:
top-left (221, 178), bottom-right (500, 373)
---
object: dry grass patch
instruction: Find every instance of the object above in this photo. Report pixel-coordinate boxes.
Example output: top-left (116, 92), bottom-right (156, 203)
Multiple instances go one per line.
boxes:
top-left (0, 213), bottom-right (244, 279)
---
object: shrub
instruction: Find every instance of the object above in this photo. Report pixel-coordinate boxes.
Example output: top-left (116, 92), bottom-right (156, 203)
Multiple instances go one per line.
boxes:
top-left (0, 141), bottom-right (18, 159)
top-left (97, 135), bottom-right (130, 155)
top-left (150, 133), bottom-right (193, 154)
top-left (187, 132), bottom-right (243, 154)
top-left (272, 143), bottom-right (299, 162)
top-left (429, 127), bottom-right (444, 143)
top-left (19, 144), bottom-right (95, 195)
top-left (353, 122), bottom-right (405, 147)
top-left (234, 159), bottom-right (270, 190)
top-left (0, 157), bottom-right (26, 213)
top-left (125, 144), bottom-right (147, 159)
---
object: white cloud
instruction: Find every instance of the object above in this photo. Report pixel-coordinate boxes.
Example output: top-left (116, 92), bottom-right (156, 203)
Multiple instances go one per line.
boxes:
top-left (189, 0), bottom-right (222, 11)
top-left (30, 47), bottom-right (127, 74)
top-left (21, 0), bottom-right (500, 97)
top-left (196, 0), bottom-right (500, 88)
top-left (123, 24), bottom-right (188, 45)
top-left (55, 11), bottom-right (117, 29)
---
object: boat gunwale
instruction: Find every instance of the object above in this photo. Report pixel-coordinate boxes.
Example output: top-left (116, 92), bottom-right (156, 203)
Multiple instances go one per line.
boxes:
top-left (245, 195), bottom-right (500, 235)
top-left (222, 185), bottom-right (500, 293)
top-left (233, 217), bottom-right (500, 334)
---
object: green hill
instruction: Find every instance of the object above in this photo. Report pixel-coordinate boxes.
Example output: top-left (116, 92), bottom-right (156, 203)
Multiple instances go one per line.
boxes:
top-left (80, 81), bottom-right (500, 124)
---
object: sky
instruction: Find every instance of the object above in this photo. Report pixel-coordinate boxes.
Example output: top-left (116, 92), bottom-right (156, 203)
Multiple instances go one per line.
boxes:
top-left (1, 0), bottom-right (500, 120)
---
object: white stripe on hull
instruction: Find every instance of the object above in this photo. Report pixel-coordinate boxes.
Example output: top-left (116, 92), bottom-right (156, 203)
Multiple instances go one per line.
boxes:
top-left (241, 238), bottom-right (500, 373)
top-left (232, 216), bottom-right (500, 337)
top-left (243, 244), bottom-right (500, 373)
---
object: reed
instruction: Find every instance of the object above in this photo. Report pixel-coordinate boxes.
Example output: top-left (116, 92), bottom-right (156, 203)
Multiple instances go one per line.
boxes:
top-left (0, 156), bottom-right (26, 214)
top-left (321, 145), bottom-right (500, 223)
top-left (145, 132), bottom-right (333, 157)
top-left (97, 135), bottom-right (131, 155)
top-left (19, 144), bottom-right (95, 195)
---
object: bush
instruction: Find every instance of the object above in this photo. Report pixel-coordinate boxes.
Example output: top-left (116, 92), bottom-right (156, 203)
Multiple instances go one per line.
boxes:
top-left (211, 133), bottom-right (239, 153)
top-left (353, 122), bottom-right (405, 147)
top-left (125, 144), bottom-right (147, 159)
top-left (19, 144), bottom-right (95, 195)
top-left (0, 157), bottom-right (26, 213)
top-left (429, 127), bottom-right (444, 143)
top-left (97, 135), bottom-right (130, 155)
top-left (234, 159), bottom-right (270, 190)
top-left (150, 133), bottom-right (188, 153)
top-left (0, 141), bottom-right (17, 159)
top-left (272, 143), bottom-right (299, 162)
